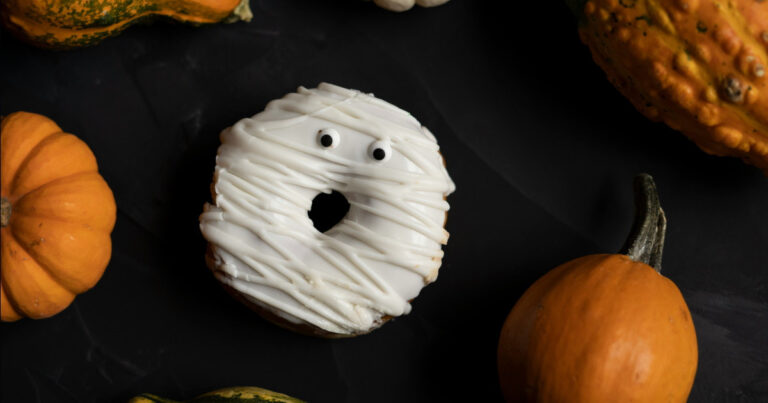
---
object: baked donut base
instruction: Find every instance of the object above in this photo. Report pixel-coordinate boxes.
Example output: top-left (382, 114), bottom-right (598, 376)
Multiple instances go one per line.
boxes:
top-left (205, 246), bottom-right (391, 339)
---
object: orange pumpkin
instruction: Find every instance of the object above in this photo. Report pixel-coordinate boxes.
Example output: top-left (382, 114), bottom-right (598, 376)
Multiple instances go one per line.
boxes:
top-left (567, 0), bottom-right (768, 174)
top-left (1, 112), bottom-right (116, 321)
top-left (497, 174), bottom-right (697, 402)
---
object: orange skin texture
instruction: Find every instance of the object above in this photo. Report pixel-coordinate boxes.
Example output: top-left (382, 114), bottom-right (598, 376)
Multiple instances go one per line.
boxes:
top-left (498, 254), bottom-right (698, 403)
top-left (0, 112), bottom-right (116, 321)
top-left (0, 0), bottom-right (249, 49)
top-left (579, 0), bottom-right (768, 174)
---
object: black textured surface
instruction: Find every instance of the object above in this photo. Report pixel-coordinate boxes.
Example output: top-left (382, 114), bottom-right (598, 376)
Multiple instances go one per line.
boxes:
top-left (2, 1), bottom-right (767, 402)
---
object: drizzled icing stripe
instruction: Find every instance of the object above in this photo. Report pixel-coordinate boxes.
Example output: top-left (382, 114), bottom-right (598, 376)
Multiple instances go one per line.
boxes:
top-left (200, 83), bottom-right (455, 335)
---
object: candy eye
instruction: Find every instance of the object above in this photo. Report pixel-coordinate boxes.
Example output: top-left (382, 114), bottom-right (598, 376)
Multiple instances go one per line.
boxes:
top-left (317, 128), bottom-right (339, 149)
top-left (368, 140), bottom-right (391, 162)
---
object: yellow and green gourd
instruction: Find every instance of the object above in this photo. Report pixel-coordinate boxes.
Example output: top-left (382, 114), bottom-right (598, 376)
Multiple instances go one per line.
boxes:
top-left (128, 387), bottom-right (304, 403)
top-left (0, 0), bottom-right (252, 49)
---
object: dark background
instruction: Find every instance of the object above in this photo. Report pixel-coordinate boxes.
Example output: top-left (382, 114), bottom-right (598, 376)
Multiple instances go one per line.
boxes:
top-left (1, 1), bottom-right (767, 402)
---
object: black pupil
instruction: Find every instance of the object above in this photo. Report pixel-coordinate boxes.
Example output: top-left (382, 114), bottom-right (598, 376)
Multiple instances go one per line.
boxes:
top-left (373, 148), bottom-right (386, 160)
top-left (308, 191), bottom-right (350, 233)
top-left (320, 134), bottom-right (333, 147)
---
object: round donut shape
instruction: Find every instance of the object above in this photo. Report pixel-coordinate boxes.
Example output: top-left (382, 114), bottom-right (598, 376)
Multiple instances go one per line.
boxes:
top-left (200, 83), bottom-right (455, 337)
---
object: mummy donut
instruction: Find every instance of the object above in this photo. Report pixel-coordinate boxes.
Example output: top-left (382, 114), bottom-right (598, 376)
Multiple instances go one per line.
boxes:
top-left (199, 83), bottom-right (455, 337)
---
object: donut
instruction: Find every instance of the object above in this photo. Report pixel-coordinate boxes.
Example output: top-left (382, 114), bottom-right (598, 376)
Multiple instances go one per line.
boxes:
top-left (199, 83), bottom-right (455, 337)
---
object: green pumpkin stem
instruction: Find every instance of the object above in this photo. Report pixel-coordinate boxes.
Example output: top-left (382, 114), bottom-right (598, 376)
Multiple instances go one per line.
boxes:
top-left (1, 197), bottom-right (10, 228)
top-left (619, 174), bottom-right (666, 272)
top-left (224, 0), bottom-right (253, 23)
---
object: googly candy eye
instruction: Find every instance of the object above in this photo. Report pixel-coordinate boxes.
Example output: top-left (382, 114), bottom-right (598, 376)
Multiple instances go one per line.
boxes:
top-left (368, 140), bottom-right (391, 162)
top-left (317, 128), bottom-right (339, 149)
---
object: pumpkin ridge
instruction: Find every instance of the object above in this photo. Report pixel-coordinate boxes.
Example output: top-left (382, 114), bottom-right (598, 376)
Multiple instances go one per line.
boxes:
top-left (8, 132), bottom-right (66, 195)
top-left (7, 171), bottom-right (96, 205)
top-left (7, 224), bottom-right (85, 295)
top-left (0, 117), bottom-right (62, 194)
top-left (1, 229), bottom-right (77, 315)
top-left (10, 133), bottom-right (98, 197)
top-left (0, 267), bottom-right (24, 321)
top-left (9, 171), bottom-right (114, 226)
top-left (9, 211), bottom-right (112, 231)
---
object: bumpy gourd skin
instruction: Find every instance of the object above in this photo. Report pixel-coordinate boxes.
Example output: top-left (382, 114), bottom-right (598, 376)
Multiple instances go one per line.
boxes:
top-left (0, 0), bottom-right (252, 49)
top-left (572, 0), bottom-right (768, 174)
top-left (128, 386), bottom-right (305, 403)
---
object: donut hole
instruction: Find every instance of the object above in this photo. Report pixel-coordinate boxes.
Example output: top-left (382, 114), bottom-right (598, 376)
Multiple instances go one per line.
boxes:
top-left (309, 190), bottom-right (350, 233)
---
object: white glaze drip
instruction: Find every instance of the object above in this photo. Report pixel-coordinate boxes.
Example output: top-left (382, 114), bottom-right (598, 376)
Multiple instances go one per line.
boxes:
top-left (199, 83), bottom-right (455, 335)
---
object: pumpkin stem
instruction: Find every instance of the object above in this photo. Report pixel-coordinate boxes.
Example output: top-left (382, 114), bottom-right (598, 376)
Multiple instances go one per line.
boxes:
top-left (0, 197), bottom-right (10, 228)
top-left (224, 0), bottom-right (253, 23)
top-left (619, 174), bottom-right (666, 272)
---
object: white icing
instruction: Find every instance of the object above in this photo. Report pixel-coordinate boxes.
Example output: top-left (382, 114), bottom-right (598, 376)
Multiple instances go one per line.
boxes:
top-left (199, 83), bottom-right (455, 335)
